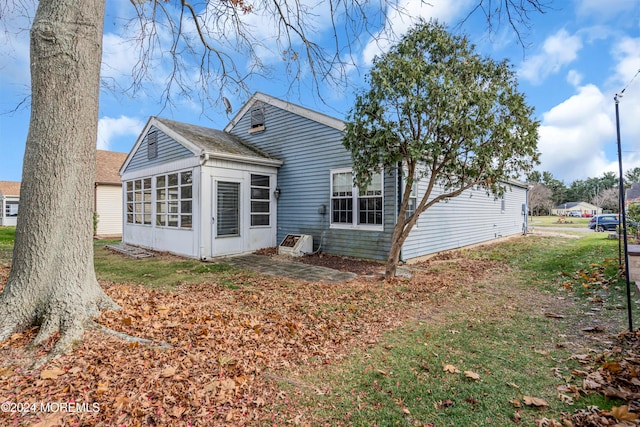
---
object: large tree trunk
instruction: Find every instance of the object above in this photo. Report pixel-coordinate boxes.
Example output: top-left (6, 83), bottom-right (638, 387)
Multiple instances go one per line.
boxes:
top-left (0, 0), bottom-right (118, 358)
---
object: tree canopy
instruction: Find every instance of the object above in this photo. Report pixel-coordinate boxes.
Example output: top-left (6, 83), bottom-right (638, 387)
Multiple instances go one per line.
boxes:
top-left (343, 19), bottom-right (539, 277)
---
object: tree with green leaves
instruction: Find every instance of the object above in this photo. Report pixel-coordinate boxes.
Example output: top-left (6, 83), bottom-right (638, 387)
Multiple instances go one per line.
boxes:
top-left (625, 167), bottom-right (640, 185)
top-left (541, 171), bottom-right (566, 206)
top-left (343, 20), bottom-right (539, 278)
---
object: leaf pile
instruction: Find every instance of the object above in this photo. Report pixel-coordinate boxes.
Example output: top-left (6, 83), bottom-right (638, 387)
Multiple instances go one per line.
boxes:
top-left (554, 331), bottom-right (640, 426)
top-left (0, 258), bottom-right (498, 426)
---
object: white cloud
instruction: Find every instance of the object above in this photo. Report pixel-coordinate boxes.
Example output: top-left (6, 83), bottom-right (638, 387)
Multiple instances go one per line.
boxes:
top-left (101, 33), bottom-right (140, 85)
top-left (609, 37), bottom-right (640, 154)
top-left (97, 116), bottom-right (145, 150)
top-left (519, 29), bottom-right (583, 84)
top-left (537, 84), bottom-right (616, 182)
top-left (575, 0), bottom-right (638, 20)
top-left (610, 37), bottom-right (640, 90)
top-left (566, 70), bottom-right (583, 87)
top-left (0, 6), bottom-right (33, 90)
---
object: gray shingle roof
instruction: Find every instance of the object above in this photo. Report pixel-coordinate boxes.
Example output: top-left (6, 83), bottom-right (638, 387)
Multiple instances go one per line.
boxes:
top-left (154, 117), bottom-right (276, 161)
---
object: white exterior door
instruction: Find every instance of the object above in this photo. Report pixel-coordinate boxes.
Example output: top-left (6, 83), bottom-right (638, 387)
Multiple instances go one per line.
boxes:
top-left (212, 178), bottom-right (244, 256)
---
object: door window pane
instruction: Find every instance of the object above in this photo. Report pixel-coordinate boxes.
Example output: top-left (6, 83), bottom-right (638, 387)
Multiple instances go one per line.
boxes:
top-left (217, 181), bottom-right (240, 236)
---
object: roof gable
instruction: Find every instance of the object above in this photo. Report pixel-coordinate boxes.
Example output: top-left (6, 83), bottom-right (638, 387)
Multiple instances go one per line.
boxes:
top-left (121, 117), bottom-right (281, 175)
top-left (224, 92), bottom-right (345, 133)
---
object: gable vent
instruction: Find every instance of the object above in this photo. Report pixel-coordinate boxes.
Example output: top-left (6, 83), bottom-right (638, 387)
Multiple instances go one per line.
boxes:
top-left (147, 130), bottom-right (158, 159)
top-left (251, 107), bottom-right (265, 128)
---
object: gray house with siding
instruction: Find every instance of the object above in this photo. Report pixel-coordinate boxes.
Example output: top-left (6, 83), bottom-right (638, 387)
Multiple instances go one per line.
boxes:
top-left (120, 92), bottom-right (529, 262)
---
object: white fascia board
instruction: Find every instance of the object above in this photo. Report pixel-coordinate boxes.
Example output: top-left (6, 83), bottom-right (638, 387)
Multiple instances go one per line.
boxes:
top-left (224, 92), bottom-right (345, 133)
top-left (119, 117), bottom-right (154, 176)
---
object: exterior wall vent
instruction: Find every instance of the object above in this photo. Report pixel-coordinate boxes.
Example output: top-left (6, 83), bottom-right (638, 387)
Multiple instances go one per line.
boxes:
top-left (278, 234), bottom-right (313, 257)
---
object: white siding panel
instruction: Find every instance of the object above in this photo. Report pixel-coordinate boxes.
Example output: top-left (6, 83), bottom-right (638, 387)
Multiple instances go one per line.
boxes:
top-left (96, 185), bottom-right (123, 236)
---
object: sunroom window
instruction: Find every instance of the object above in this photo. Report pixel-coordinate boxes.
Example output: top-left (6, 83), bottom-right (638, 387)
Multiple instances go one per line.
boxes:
top-left (155, 170), bottom-right (192, 229)
top-left (126, 178), bottom-right (152, 225)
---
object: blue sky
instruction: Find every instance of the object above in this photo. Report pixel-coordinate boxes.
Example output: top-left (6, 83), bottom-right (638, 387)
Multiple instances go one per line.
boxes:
top-left (1, 0), bottom-right (639, 185)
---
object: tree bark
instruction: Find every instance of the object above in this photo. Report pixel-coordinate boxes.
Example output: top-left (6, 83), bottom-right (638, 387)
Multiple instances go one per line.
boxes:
top-left (0, 0), bottom-right (118, 359)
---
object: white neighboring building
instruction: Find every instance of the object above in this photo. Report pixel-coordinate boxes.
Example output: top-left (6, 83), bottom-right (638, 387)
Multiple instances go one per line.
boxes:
top-left (0, 151), bottom-right (127, 237)
top-left (95, 150), bottom-right (128, 237)
top-left (0, 181), bottom-right (20, 226)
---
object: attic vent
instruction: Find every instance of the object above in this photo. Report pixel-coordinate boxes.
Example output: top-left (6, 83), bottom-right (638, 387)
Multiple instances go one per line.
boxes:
top-left (250, 107), bottom-right (265, 129)
top-left (147, 130), bottom-right (158, 159)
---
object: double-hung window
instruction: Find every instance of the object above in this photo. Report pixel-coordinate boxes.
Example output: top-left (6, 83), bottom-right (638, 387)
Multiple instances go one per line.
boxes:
top-left (126, 178), bottom-right (152, 225)
top-left (155, 170), bottom-right (192, 229)
top-left (330, 169), bottom-right (383, 229)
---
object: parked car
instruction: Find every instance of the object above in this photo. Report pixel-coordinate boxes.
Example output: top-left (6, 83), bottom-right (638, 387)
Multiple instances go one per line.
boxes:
top-left (581, 212), bottom-right (594, 218)
top-left (568, 211), bottom-right (581, 217)
top-left (589, 214), bottom-right (619, 232)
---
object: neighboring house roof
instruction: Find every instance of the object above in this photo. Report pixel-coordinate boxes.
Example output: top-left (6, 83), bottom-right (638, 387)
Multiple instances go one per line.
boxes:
top-left (626, 182), bottom-right (640, 202)
top-left (555, 202), bottom-right (582, 209)
top-left (554, 201), bottom-right (599, 209)
top-left (0, 181), bottom-right (21, 197)
top-left (96, 150), bottom-right (127, 185)
top-left (224, 91), bottom-right (345, 133)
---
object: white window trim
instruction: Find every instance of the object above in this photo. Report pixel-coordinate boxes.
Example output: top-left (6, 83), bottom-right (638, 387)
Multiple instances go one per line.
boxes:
top-left (125, 177), bottom-right (152, 226)
top-left (330, 167), bottom-right (384, 231)
top-left (155, 169), bottom-right (193, 229)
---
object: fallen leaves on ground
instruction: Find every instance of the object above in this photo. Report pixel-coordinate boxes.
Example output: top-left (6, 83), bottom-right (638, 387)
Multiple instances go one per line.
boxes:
top-left (559, 330), bottom-right (640, 426)
top-left (0, 256), bottom-right (500, 426)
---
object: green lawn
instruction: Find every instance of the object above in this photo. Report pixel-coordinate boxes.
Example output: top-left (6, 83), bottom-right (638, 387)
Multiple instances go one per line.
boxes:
top-left (289, 233), bottom-right (635, 426)
top-left (529, 215), bottom-right (591, 228)
top-left (1, 227), bottom-right (239, 289)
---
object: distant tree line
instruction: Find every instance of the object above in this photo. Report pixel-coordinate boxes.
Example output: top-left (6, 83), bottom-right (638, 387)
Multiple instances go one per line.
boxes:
top-left (527, 167), bottom-right (640, 216)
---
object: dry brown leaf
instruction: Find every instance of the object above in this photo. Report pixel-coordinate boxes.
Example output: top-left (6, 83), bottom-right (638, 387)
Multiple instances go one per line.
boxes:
top-left (32, 412), bottom-right (64, 427)
top-left (443, 364), bottom-right (460, 374)
top-left (464, 370), bottom-right (480, 380)
top-left (40, 368), bottom-right (65, 380)
top-left (157, 305), bottom-right (169, 316)
top-left (509, 399), bottom-right (522, 408)
top-left (0, 366), bottom-right (14, 377)
top-left (601, 361), bottom-right (622, 372)
top-left (96, 381), bottom-right (109, 394)
top-left (544, 312), bottom-right (565, 319)
top-left (172, 406), bottom-right (187, 418)
top-left (611, 405), bottom-right (639, 422)
top-left (160, 366), bottom-right (177, 378)
top-left (558, 393), bottom-right (574, 405)
top-left (523, 396), bottom-right (549, 407)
